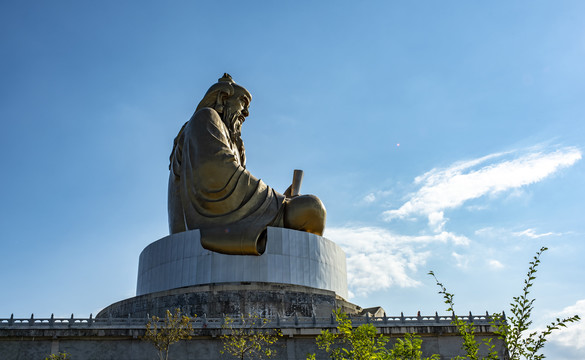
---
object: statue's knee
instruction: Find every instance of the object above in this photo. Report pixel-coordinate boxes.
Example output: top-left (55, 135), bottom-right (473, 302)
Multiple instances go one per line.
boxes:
top-left (284, 195), bottom-right (326, 235)
top-left (303, 195), bottom-right (326, 218)
top-left (287, 195), bottom-right (326, 220)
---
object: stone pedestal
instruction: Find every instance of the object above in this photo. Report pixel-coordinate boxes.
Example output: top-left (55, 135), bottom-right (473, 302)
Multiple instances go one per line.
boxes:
top-left (98, 227), bottom-right (354, 318)
top-left (136, 227), bottom-right (348, 299)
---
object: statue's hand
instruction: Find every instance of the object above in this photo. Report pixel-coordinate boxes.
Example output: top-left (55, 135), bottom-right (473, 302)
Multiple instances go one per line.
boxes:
top-left (283, 185), bottom-right (298, 198)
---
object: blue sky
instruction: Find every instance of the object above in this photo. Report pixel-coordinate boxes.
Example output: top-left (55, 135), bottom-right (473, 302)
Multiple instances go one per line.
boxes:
top-left (1, 1), bottom-right (584, 358)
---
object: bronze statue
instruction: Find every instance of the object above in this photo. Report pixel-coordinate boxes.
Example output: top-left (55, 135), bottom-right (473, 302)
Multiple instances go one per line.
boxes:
top-left (168, 74), bottom-right (326, 255)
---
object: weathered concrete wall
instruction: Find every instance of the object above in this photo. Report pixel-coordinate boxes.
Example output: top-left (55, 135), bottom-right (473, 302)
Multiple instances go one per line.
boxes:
top-left (0, 326), bottom-right (504, 360)
top-left (0, 318), bottom-right (508, 360)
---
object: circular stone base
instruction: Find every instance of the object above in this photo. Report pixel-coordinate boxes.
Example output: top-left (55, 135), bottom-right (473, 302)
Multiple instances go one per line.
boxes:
top-left (97, 282), bottom-right (361, 319)
top-left (136, 227), bottom-right (348, 299)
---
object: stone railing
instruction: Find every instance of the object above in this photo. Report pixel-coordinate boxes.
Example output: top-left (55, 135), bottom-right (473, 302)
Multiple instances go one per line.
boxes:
top-left (0, 311), bottom-right (497, 330)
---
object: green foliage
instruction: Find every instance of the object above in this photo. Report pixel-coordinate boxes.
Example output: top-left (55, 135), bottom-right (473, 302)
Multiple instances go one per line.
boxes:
top-left (307, 309), bottom-right (439, 360)
top-left (491, 247), bottom-right (580, 360)
top-left (43, 353), bottom-right (70, 360)
top-left (430, 247), bottom-right (581, 360)
top-left (142, 308), bottom-right (194, 360)
top-left (220, 314), bottom-right (282, 360)
top-left (429, 271), bottom-right (498, 360)
top-left (387, 333), bottom-right (441, 360)
top-left (312, 309), bottom-right (388, 360)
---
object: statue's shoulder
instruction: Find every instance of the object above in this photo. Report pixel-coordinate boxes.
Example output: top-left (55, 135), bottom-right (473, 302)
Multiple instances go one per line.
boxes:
top-left (186, 107), bottom-right (225, 136)
top-left (193, 107), bottom-right (220, 121)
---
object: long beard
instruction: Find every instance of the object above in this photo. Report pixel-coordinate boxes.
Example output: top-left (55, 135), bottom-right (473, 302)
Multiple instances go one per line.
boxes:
top-left (222, 109), bottom-right (246, 167)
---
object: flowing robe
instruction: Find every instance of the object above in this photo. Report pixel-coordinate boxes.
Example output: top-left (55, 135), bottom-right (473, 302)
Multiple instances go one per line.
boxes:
top-left (168, 108), bottom-right (285, 255)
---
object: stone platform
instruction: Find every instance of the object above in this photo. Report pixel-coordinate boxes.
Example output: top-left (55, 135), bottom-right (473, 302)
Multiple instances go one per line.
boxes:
top-left (136, 227), bottom-right (348, 299)
top-left (97, 282), bottom-right (360, 318)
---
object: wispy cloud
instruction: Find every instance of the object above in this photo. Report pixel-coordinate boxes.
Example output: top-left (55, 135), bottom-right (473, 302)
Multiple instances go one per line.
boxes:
top-left (548, 299), bottom-right (585, 351)
top-left (332, 145), bottom-right (580, 296)
top-left (383, 146), bottom-right (581, 232)
top-left (326, 226), bottom-right (468, 296)
top-left (363, 193), bottom-right (376, 203)
top-left (362, 190), bottom-right (392, 204)
top-left (513, 228), bottom-right (562, 239)
top-left (476, 226), bottom-right (567, 242)
top-left (474, 227), bottom-right (497, 236)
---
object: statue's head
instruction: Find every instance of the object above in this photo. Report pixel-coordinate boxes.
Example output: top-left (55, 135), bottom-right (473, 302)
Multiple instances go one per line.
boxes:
top-left (196, 74), bottom-right (251, 135)
top-left (194, 74), bottom-right (250, 166)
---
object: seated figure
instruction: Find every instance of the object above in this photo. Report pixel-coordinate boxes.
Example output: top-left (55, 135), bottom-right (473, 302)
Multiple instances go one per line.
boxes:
top-left (168, 74), bottom-right (326, 255)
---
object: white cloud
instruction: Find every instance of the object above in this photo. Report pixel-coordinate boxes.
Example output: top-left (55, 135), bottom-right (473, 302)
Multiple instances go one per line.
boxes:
top-left (383, 146), bottom-right (581, 232)
top-left (548, 299), bottom-right (585, 351)
top-left (363, 193), bottom-right (376, 203)
top-left (452, 251), bottom-right (468, 269)
top-left (487, 259), bottom-right (504, 270)
top-left (325, 226), bottom-right (469, 297)
top-left (435, 231), bottom-right (470, 246)
top-left (513, 228), bottom-right (562, 239)
top-left (428, 211), bottom-right (447, 232)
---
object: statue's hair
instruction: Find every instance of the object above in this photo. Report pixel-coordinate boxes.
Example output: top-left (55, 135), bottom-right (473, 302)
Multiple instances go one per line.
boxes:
top-left (195, 80), bottom-right (234, 112)
top-left (195, 73), bottom-right (251, 112)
